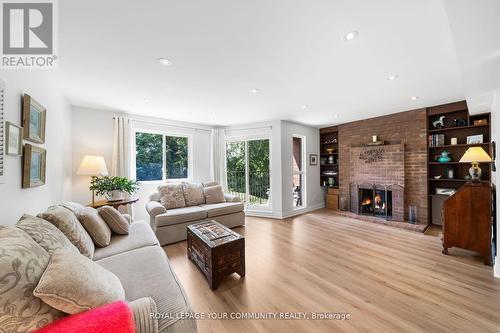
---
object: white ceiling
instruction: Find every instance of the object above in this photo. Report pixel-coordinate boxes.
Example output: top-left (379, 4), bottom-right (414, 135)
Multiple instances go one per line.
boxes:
top-left (56, 0), bottom-right (468, 127)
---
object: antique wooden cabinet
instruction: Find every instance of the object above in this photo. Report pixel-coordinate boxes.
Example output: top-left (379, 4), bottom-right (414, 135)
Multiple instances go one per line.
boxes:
top-left (442, 182), bottom-right (492, 265)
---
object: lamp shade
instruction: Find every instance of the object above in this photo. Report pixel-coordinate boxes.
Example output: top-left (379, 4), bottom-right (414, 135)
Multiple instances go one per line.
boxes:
top-left (77, 156), bottom-right (109, 176)
top-left (459, 147), bottom-right (492, 163)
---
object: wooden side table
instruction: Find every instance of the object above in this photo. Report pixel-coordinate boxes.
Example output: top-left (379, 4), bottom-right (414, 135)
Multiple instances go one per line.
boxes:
top-left (88, 198), bottom-right (139, 210)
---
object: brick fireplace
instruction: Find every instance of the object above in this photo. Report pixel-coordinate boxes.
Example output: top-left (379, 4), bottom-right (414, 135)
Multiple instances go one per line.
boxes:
top-left (338, 108), bottom-right (428, 225)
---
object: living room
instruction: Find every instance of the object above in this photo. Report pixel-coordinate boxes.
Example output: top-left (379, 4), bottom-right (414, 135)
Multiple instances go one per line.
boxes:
top-left (0, 1), bottom-right (499, 333)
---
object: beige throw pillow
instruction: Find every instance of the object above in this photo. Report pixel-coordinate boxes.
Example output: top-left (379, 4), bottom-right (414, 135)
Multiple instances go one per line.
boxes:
top-left (203, 185), bottom-right (226, 204)
top-left (16, 214), bottom-right (80, 255)
top-left (181, 182), bottom-right (206, 206)
top-left (0, 226), bottom-right (64, 332)
top-left (34, 249), bottom-right (126, 315)
top-left (98, 206), bottom-right (130, 234)
top-left (78, 207), bottom-right (112, 247)
top-left (38, 206), bottom-right (95, 259)
top-left (158, 184), bottom-right (186, 209)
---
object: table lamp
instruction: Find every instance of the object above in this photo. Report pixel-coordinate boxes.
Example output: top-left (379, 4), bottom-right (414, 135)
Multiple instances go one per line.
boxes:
top-left (77, 156), bottom-right (108, 205)
top-left (459, 147), bottom-right (492, 182)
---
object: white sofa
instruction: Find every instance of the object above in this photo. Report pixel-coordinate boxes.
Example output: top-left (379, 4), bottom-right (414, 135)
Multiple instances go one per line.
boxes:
top-left (146, 182), bottom-right (245, 245)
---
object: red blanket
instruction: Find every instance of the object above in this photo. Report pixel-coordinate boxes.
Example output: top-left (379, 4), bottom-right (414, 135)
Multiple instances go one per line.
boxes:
top-left (34, 301), bottom-right (135, 333)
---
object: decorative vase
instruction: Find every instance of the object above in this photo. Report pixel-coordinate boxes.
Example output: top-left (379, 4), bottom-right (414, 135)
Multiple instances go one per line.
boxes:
top-left (107, 190), bottom-right (124, 202)
top-left (409, 206), bottom-right (417, 224)
top-left (435, 151), bottom-right (451, 163)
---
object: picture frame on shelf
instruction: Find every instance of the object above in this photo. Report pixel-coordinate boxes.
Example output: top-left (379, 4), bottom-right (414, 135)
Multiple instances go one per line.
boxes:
top-left (6, 122), bottom-right (22, 156)
top-left (309, 154), bottom-right (318, 166)
top-left (466, 134), bottom-right (483, 144)
top-left (22, 144), bottom-right (46, 188)
top-left (22, 94), bottom-right (46, 144)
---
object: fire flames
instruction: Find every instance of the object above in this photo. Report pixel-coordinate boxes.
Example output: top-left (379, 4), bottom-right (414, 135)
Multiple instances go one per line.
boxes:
top-left (374, 194), bottom-right (385, 210)
top-left (362, 198), bottom-right (372, 206)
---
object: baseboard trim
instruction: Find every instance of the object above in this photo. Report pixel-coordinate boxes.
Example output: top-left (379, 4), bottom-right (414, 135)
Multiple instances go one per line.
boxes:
top-left (244, 210), bottom-right (280, 219)
top-left (280, 203), bottom-right (325, 219)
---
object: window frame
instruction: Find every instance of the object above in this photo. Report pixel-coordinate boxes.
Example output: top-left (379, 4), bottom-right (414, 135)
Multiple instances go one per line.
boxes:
top-left (292, 134), bottom-right (306, 210)
top-left (131, 128), bottom-right (193, 183)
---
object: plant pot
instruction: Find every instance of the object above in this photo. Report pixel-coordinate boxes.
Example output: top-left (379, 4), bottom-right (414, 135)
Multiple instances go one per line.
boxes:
top-left (107, 190), bottom-right (124, 202)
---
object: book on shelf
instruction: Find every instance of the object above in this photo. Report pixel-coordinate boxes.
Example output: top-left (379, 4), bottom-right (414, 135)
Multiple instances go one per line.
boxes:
top-left (429, 134), bottom-right (445, 147)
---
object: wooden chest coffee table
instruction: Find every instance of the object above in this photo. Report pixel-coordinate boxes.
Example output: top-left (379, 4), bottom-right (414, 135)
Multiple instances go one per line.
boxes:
top-left (187, 220), bottom-right (245, 290)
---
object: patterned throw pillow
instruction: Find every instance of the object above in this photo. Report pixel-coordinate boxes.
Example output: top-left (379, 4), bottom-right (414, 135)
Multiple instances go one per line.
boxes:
top-left (181, 182), bottom-right (206, 206)
top-left (97, 206), bottom-right (130, 235)
top-left (38, 206), bottom-right (95, 259)
top-left (33, 249), bottom-right (125, 315)
top-left (62, 202), bottom-right (86, 216)
top-left (16, 214), bottom-right (80, 255)
top-left (77, 207), bottom-right (112, 247)
top-left (0, 226), bottom-right (64, 332)
top-left (158, 184), bottom-right (186, 209)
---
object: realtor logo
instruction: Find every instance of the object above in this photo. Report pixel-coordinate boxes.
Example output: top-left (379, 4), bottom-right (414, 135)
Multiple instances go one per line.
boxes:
top-left (1, 0), bottom-right (57, 68)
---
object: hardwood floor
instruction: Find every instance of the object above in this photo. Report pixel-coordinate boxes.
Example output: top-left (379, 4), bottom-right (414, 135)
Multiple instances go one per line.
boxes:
top-left (164, 209), bottom-right (500, 333)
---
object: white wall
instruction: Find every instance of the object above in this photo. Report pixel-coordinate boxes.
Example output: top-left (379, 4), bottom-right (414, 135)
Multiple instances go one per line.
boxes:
top-left (280, 121), bottom-right (323, 217)
top-left (71, 107), bottom-right (212, 222)
top-left (0, 72), bottom-right (72, 224)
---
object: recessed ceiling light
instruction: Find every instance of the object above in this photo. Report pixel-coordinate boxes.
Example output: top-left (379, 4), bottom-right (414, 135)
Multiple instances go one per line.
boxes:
top-left (301, 105), bottom-right (308, 109)
top-left (334, 114), bottom-right (339, 119)
top-left (250, 88), bottom-right (260, 94)
top-left (410, 96), bottom-right (419, 101)
top-left (344, 31), bottom-right (359, 41)
top-left (158, 58), bottom-right (172, 66)
top-left (387, 75), bottom-right (399, 81)
top-left (144, 98), bottom-right (150, 103)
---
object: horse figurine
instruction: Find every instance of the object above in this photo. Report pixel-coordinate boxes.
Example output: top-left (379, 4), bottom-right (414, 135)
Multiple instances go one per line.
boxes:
top-left (432, 116), bottom-right (445, 128)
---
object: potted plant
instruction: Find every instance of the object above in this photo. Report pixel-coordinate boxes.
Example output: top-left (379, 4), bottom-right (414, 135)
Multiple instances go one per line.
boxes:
top-left (89, 176), bottom-right (140, 201)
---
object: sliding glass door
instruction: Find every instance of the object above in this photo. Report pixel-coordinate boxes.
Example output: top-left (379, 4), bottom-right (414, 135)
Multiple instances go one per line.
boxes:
top-left (226, 139), bottom-right (270, 208)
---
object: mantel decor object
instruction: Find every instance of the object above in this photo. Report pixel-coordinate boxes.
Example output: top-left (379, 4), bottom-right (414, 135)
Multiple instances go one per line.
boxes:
top-left (359, 148), bottom-right (384, 163)
top-left (459, 147), bottom-right (492, 182)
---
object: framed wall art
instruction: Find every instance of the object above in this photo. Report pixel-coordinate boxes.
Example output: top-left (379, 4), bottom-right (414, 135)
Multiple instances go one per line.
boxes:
top-left (22, 144), bottom-right (46, 188)
top-left (309, 154), bottom-right (318, 166)
top-left (6, 122), bottom-right (22, 156)
top-left (22, 94), bottom-right (46, 144)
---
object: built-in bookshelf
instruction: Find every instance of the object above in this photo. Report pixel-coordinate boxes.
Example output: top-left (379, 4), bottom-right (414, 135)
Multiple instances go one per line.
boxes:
top-left (319, 126), bottom-right (339, 188)
top-left (426, 101), bottom-right (492, 225)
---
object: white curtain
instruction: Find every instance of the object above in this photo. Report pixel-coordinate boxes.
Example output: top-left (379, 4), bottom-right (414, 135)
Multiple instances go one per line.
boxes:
top-left (111, 116), bottom-right (133, 216)
top-left (211, 128), bottom-right (227, 190)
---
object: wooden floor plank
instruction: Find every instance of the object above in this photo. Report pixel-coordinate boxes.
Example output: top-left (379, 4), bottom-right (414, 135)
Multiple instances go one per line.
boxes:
top-left (164, 209), bottom-right (500, 333)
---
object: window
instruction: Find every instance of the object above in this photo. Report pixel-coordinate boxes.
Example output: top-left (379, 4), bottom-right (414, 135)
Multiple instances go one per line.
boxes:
top-left (226, 138), bottom-right (271, 207)
top-left (292, 136), bottom-right (305, 208)
top-left (135, 131), bottom-right (190, 181)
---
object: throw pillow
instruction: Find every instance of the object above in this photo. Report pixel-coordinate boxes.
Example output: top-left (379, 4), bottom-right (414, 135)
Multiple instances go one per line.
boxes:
top-left (158, 183), bottom-right (186, 209)
top-left (16, 214), bottom-right (80, 255)
top-left (98, 206), bottom-right (130, 234)
top-left (203, 185), bottom-right (226, 204)
top-left (181, 182), bottom-right (206, 206)
top-left (33, 249), bottom-right (126, 315)
top-left (61, 202), bottom-right (86, 216)
top-left (0, 226), bottom-right (64, 332)
top-left (38, 206), bottom-right (95, 259)
top-left (77, 207), bottom-right (112, 247)
top-left (202, 181), bottom-right (219, 187)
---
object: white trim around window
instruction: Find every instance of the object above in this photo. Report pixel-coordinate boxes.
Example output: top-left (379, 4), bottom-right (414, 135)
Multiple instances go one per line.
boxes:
top-left (131, 127), bottom-right (193, 183)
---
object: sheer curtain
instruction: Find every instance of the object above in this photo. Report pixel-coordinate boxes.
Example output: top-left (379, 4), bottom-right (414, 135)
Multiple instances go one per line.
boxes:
top-left (111, 116), bottom-right (133, 216)
top-left (211, 128), bottom-right (227, 189)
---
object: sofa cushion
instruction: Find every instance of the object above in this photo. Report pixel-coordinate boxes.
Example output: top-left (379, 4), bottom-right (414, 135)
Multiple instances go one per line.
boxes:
top-left (203, 185), bottom-right (226, 204)
top-left (202, 181), bottom-right (219, 187)
top-left (158, 184), bottom-right (186, 209)
top-left (155, 206), bottom-right (207, 227)
top-left (38, 206), bottom-right (95, 259)
top-left (93, 221), bottom-right (159, 261)
top-left (62, 202), bottom-right (86, 216)
top-left (181, 182), bottom-right (205, 206)
top-left (129, 297), bottom-right (158, 333)
top-left (96, 246), bottom-right (196, 332)
top-left (34, 249), bottom-right (125, 315)
top-left (78, 207), bottom-right (112, 247)
top-left (0, 226), bottom-right (64, 332)
top-left (199, 202), bottom-right (245, 218)
top-left (16, 214), bottom-right (80, 255)
top-left (98, 206), bottom-right (130, 235)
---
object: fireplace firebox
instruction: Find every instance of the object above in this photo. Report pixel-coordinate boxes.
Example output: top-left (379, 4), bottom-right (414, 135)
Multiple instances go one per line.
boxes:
top-left (353, 183), bottom-right (396, 220)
